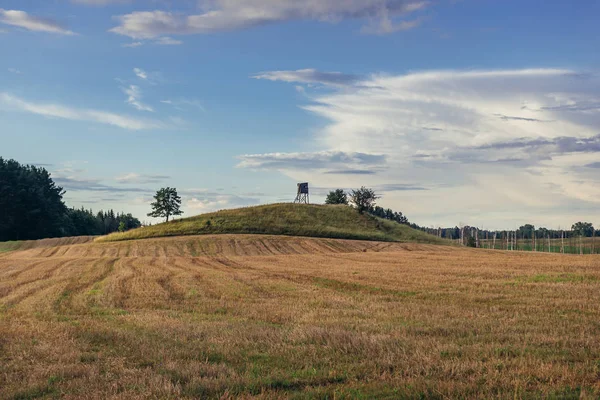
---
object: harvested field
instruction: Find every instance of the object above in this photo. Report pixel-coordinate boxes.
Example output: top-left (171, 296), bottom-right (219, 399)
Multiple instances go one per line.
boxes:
top-left (1, 235), bottom-right (599, 399)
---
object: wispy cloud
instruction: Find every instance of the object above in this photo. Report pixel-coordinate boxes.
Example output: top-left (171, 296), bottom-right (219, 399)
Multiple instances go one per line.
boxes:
top-left (133, 67), bottom-right (147, 80)
top-left (0, 92), bottom-right (163, 130)
top-left (186, 193), bottom-right (260, 213)
top-left (160, 98), bottom-right (205, 112)
top-left (122, 41), bottom-right (143, 48)
top-left (109, 1), bottom-right (430, 39)
top-left (122, 85), bottom-right (153, 112)
top-left (237, 151), bottom-right (386, 170)
top-left (155, 36), bottom-right (182, 45)
top-left (115, 173), bottom-right (170, 184)
top-left (0, 9), bottom-right (75, 35)
top-left (72, 0), bottom-right (131, 5)
top-left (361, 15), bottom-right (424, 34)
top-left (7, 68), bottom-right (21, 74)
top-left (494, 113), bottom-right (550, 122)
top-left (121, 37), bottom-right (183, 47)
top-left (54, 176), bottom-right (151, 193)
top-left (253, 69), bottom-right (360, 87)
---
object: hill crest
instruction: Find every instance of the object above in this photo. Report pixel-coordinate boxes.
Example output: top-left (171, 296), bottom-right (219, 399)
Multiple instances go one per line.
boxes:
top-left (98, 203), bottom-right (447, 245)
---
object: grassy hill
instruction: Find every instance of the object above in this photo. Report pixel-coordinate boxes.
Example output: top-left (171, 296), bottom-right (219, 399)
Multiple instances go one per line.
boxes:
top-left (98, 203), bottom-right (448, 244)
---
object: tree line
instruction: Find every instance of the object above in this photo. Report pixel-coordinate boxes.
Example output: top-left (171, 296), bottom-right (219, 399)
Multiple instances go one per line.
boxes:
top-left (67, 208), bottom-right (141, 236)
top-left (0, 157), bottom-right (141, 241)
top-left (417, 222), bottom-right (597, 242)
top-left (325, 187), bottom-right (410, 225)
top-left (324, 186), bottom-right (595, 245)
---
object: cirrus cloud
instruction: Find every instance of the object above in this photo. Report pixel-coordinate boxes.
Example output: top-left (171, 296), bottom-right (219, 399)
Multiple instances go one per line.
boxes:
top-left (253, 69), bottom-right (361, 87)
top-left (0, 92), bottom-right (163, 130)
top-left (0, 9), bottom-right (75, 35)
top-left (109, 0), bottom-right (430, 39)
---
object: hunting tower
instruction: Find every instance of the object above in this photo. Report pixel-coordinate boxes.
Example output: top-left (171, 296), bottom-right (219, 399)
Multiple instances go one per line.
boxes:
top-left (294, 182), bottom-right (309, 204)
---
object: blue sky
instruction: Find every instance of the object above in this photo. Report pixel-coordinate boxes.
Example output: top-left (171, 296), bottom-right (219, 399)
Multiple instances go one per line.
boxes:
top-left (1, 0), bottom-right (599, 229)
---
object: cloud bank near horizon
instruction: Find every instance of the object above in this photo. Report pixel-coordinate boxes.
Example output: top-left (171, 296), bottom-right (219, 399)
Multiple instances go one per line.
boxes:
top-left (239, 68), bottom-right (600, 228)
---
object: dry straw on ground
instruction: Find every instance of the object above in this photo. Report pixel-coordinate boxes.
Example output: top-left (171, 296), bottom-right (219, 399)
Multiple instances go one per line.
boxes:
top-left (1, 234), bottom-right (599, 399)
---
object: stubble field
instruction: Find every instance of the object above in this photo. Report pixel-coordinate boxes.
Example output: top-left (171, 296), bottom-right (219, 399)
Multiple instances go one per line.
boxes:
top-left (1, 235), bottom-right (599, 399)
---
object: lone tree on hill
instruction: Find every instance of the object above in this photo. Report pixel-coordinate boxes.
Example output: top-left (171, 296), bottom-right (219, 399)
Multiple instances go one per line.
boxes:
top-left (325, 189), bottom-right (348, 205)
top-left (148, 187), bottom-right (183, 222)
top-left (350, 186), bottom-right (379, 214)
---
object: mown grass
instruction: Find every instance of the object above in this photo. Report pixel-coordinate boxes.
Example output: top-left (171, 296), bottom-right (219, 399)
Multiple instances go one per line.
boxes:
top-left (1, 239), bottom-right (600, 398)
top-left (98, 203), bottom-right (448, 245)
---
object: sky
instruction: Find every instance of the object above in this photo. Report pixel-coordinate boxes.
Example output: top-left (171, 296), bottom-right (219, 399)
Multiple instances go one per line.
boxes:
top-left (1, 0), bottom-right (599, 230)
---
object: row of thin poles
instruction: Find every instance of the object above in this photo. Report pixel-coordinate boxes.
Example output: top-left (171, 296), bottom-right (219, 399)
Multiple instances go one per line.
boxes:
top-left (453, 227), bottom-right (597, 254)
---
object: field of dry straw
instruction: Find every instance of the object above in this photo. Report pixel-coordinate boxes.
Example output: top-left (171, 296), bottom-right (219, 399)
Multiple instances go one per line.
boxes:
top-left (1, 234), bottom-right (599, 399)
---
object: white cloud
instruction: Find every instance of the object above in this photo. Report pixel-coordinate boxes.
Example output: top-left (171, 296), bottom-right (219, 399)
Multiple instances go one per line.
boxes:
top-left (161, 98), bottom-right (205, 112)
top-left (237, 151), bottom-right (386, 172)
top-left (0, 92), bottom-right (163, 130)
top-left (186, 194), bottom-right (260, 213)
top-left (361, 16), bottom-right (423, 34)
top-left (115, 173), bottom-right (170, 184)
top-left (133, 67), bottom-right (147, 80)
top-left (123, 85), bottom-right (154, 112)
top-left (109, 0), bottom-right (429, 39)
top-left (130, 67), bottom-right (161, 84)
top-left (0, 9), bottom-right (75, 35)
top-left (121, 37), bottom-right (183, 47)
top-left (155, 36), bottom-right (182, 45)
top-left (72, 0), bottom-right (131, 5)
top-left (8, 68), bottom-right (21, 74)
top-left (253, 69), bottom-right (360, 87)
top-left (241, 68), bottom-right (600, 228)
top-left (123, 41), bottom-right (143, 47)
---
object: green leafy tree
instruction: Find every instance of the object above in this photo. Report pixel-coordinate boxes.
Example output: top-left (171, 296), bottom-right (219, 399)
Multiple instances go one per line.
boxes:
top-left (572, 222), bottom-right (594, 237)
top-left (148, 187), bottom-right (183, 222)
top-left (349, 187), bottom-right (379, 214)
top-left (325, 189), bottom-right (348, 205)
top-left (518, 224), bottom-right (535, 239)
top-left (118, 221), bottom-right (126, 232)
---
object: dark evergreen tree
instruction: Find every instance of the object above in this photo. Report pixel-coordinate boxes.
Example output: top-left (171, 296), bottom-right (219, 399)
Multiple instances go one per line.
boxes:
top-left (0, 158), bottom-right (67, 241)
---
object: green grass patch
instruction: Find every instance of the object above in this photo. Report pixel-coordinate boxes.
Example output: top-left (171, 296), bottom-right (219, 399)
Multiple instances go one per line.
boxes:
top-left (0, 241), bottom-right (23, 253)
top-left (97, 203), bottom-right (448, 245)
top-left (10, 385), bottom-right (55, 400)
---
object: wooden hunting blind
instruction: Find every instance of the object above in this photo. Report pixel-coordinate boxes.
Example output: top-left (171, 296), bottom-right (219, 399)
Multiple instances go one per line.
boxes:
top-left (294, 182), bottom-right (309, 204)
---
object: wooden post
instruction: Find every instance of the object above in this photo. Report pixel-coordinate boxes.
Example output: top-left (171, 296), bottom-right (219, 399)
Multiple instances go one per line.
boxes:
top-left (561, 231), bottom-right (565, 254)
top-left (493, 232), bottom-right (497, 250)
